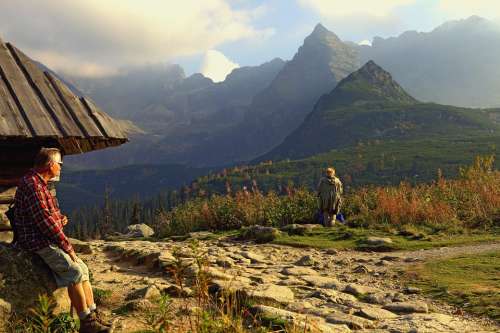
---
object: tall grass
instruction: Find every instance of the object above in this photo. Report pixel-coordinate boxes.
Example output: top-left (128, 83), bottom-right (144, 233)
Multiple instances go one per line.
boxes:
top-left (155, 156), bottom-right (499, 237)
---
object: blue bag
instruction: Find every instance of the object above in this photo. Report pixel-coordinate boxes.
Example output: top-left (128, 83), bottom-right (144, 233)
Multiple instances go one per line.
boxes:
top-left (336, 213), bottom-right (345, 223)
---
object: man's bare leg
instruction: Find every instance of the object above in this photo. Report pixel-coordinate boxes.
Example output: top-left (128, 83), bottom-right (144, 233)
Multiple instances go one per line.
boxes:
top-left (67, 282), bottom-right (88, 314)
top-left (82, 281), bottom-right (95, 308)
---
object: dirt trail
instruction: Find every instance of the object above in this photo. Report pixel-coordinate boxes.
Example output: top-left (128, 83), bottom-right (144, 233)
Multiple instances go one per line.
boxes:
top-left (395, 241), bottom-right (500, 261)
top-left (79, 239), bottom-right (500, 332)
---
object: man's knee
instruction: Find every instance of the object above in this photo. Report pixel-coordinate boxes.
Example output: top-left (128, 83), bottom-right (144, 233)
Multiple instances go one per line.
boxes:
top-left (76, 260), bottom-right (90, 282)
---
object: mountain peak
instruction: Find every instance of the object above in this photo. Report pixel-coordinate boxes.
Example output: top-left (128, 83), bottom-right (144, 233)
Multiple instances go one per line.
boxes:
top-left (312, 23), bottom-right (328, 34)
top-left (433, 15), bottom-right (495, 33)
top-left (305, 23), bottom-right (341, 44)
top-left (334, 60), bottom-right (417, 104)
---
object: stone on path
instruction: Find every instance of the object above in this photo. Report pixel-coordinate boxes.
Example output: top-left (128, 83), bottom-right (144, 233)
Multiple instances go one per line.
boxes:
top-left (365, 237), bottom-right (393, 246)
top-left (356, 306), bottom-right (398, 320)
top-left (241, 225), bottom-right (281, 243)
top-left (404, 286), bottom-right (422, 294)
top-left (343, 283), bottom-right (380, 296)
top-left (383, 301), bottom-right (429, 314)
top-left (326, 312), bottom-right (374, 329)
top-left (216, 257), bottom-right (234, 268)
top-left (250, 284), bottom-right (295, 304)
top-left (163, 285), bottom-right (193, 297)
top-left (240, 250), bottom-right (266, 263)
top-left (295, 255), bottom-right (316, 266)
top-left (126, 285), bottom-right (161, 301)
top-left (302, 275), bottom-right (341, 289)
top-left (125, 299), bottom-right (154, 312)
top-left (309, 289), bottom-right (358, 305)
top-left (282, 266), bottom-right (318, 276)
top-left (253, 304), bottom-right (351, 333)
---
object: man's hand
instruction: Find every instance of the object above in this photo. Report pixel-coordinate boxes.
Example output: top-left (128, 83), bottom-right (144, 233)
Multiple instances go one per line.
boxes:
top-left (68, 250), bottom-right (78, 262)
top-left (61, 216), bottom-right (68, 226)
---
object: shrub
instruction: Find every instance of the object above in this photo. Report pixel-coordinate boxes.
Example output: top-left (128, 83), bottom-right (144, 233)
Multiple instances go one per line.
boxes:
top-left (155, 156), bottom-right (500, 237)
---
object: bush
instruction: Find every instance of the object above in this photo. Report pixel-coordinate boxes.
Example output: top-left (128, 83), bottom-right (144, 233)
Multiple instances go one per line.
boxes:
top-left (155, 156), bottom-right (500, 237)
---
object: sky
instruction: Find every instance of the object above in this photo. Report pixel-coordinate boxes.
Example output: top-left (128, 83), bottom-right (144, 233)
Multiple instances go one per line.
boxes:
top-left (1, 0), bottom-right (500, 82)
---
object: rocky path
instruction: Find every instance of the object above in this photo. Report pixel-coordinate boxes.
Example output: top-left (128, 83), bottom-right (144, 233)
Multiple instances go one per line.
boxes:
top-left (79, 239), bottom-right (500, 333)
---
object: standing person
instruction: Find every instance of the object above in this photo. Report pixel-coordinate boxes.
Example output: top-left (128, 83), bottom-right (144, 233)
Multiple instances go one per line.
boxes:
top-left (317, 167), bottom-right (343, 227)
top-left (13, 148), bottom-right (111, 333)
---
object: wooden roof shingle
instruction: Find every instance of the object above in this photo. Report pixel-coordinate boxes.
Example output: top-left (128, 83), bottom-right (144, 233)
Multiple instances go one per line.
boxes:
top-left (0, 37), bottom-right (128, 155)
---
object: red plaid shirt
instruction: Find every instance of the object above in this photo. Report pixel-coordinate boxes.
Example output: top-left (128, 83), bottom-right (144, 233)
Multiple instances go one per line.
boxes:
top-left (13, 169), bottom-right (73, 253)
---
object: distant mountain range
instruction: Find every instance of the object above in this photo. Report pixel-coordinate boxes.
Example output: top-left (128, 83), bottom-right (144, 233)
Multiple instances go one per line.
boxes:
top-left (63, 16), bottom-right (500, 170)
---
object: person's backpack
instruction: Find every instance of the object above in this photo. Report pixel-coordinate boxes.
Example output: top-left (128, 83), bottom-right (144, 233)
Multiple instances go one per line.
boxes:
top-left (4, 203), bottom-right (18, 243)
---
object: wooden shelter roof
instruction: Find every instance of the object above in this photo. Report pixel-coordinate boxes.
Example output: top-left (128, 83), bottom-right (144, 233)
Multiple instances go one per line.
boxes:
top-left (0, 37), bottom-right (128, 155)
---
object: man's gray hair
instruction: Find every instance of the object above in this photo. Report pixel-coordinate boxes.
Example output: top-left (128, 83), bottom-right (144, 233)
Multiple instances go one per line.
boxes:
top-left (34, 147), bottom-right (61, 168)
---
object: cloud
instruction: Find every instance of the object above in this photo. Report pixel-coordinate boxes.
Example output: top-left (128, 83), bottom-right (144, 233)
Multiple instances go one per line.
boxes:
top-left (297, 0), bottom-right (415, 41)
top-left (201, 50), bottom-right (239, 82)
top-left (438, 1), bottom-right (500, 20)
top-left (298, 0), bottom-right (415, 18)
top-left (0, 0), bottom-right (270, 77)
top-left (358, 39), bottom-right (372, 46)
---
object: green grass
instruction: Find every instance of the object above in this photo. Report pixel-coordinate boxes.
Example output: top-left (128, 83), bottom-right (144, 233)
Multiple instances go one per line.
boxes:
top-left (93, 287), bottom-right (112, 306)
top-left (271, 226), bottom-right (500, 251)
top-left (405, 251), bottom-right (500, 322)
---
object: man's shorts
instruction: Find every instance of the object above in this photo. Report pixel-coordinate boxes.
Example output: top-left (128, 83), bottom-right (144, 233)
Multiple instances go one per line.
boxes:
top-left (36, 245), bottom-right (90, 288)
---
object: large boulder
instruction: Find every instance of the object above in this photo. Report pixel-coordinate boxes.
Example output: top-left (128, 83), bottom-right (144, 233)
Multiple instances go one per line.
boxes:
top-left (0, 244), bottom-right (71, 331)
top-left (240, 225), bottom-right (281, 243)
top-left (69, 238), bottom-right (93, 254)
top-left (126, 224), bottom-right (155, 238)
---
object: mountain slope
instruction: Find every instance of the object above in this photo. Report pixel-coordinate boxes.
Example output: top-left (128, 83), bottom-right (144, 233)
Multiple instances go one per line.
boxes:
top-left (260, 61), bottom-right (499, 161)
top-left (163, 23), bottom-right (361, 166)
top-left (360, 16), bottom-right (500, 107)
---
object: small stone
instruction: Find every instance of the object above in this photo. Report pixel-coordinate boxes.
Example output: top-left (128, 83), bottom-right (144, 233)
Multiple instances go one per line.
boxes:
top-left (376, 260), bottom-right (390, 266)
top-left (352, 265), bottom-right (370, 274)
top-left (365, 237), bottom-right (393, 246)
top-left (326, 312), bottom-right (373, 329)
top-left (126, 299), bottom-right (154, 311)
top-left (250, 284), bottom-right (295, 304)
top-left (241, 251), bottom-right (266, 263)
top-left (325, 248), bottom-right (339, 255)
top-left (302, 275), bottom-right (341, 289)
top-left (356, 306), bottom-right (398, 320)
top-left (110, 265), bottom-right (121, 272)
top-left (163, 285), bottom-right (193, 297)
top-left (281, 267), bottom-right (318, 276)
top-left (238, 258), bottom-right (252, 265)
top-left (380, 255), bottom-right (400, 261)
top-left (404, 286), bottom-right (422, 294)
top-left (216, 257), bottom-right (234, 268)
top-left (344, 284), bottom-right (380, 296)
top-left (126, 285), bottom-right (161, 301)
top-left (383, 301), bottom-right (429, 314)
top-left (295, 255), bottom-right (315, 266)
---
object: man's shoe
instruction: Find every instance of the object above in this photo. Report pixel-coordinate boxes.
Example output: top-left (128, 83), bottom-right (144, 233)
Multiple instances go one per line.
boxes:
top-left (79, 312), bottom-right (111, 333)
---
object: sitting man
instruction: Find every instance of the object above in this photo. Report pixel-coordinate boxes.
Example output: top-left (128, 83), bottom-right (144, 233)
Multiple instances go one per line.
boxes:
top-left (13, 147), bottom-right (111, 333)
